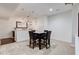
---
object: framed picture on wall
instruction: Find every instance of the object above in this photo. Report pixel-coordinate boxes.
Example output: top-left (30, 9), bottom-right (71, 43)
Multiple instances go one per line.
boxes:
top-left (16, 21), bottom-right (28, 29)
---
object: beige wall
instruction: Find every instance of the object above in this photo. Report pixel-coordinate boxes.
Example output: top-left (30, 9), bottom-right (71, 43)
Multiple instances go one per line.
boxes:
top-left (0, 16), bottom-right (48, 39)
top-left (48, 10), bottom-right (73, 43)
top-left (0, 19), bottom-right (11, 38)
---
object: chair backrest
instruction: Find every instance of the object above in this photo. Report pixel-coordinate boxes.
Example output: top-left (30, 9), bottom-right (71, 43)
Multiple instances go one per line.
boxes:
top-left (29, 31), bottom-right (34, 39)
top-left (44, 30), bottom-right (48, 32)
top-left (32, 33), bottom-right (38, 40)
top-left (40, 33), bottom-right (47, 39)
top-left (47, 31), bottom-right (51, 40)
top-left (31, 30), bottom-right (35, 32)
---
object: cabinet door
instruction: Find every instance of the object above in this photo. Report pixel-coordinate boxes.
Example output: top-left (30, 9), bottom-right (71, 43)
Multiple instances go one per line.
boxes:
top-left (16, 30), bottom-right (29, 42)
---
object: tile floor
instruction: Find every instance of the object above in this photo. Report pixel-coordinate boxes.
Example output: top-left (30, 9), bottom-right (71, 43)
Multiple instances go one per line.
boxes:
top-left (0, 39), bottom-right (75, 55)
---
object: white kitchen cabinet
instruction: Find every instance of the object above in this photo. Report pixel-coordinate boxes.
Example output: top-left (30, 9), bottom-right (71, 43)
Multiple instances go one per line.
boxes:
top-left (75, 36), bottom-right (79, 55)
top-left (15, 29), bottom-right (29, 42)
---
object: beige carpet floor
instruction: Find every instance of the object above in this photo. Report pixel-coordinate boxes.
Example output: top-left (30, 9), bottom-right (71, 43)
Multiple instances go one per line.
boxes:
top-left (0, 40), bottom-right (75, 55)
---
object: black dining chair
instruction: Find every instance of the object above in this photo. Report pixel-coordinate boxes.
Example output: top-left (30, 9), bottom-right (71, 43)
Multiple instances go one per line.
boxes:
top-left (47, 31), bottom-right (51, 48)
top-left (29, 30), bottom-right (35, 47)
top-left (32, 32), bottom-right (47, 50)
top-left (43, 31), bottom-right (51, 49)
top-left (36, 32), bottom-right (47, 50)
top-left (32, 33), bottom-right (38, 49)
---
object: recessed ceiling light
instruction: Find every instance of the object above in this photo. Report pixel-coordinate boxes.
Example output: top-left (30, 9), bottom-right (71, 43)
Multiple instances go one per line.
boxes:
top-left (49, 8), bottom-right (53, 12)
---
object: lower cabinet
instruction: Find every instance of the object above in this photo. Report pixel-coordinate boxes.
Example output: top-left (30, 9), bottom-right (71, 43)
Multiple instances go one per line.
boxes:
top-left (15, 30), bottom-right (29, 42)
top-left (75, 36), bottom-right (79, 55)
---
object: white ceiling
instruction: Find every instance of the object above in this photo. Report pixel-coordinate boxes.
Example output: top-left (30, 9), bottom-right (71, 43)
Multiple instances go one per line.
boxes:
top-left (0, 3), bottom-right (76, 19)
top-left (0, 3), bottom-right (19, 11)
top-left (16, 3), bottom-right (74, 17)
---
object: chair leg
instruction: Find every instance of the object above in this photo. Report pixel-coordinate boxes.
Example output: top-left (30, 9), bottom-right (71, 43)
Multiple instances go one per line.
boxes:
top-left (48, 39), bottom-right (50, 48)
top-left (29, 39), bottom-right (31, 47)
top-left (46, 40), bottom-right (48, 49)
top-left (35, 41), bottom-right (36, 46)
top-left (33, 40), bottom-right (35, 49)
